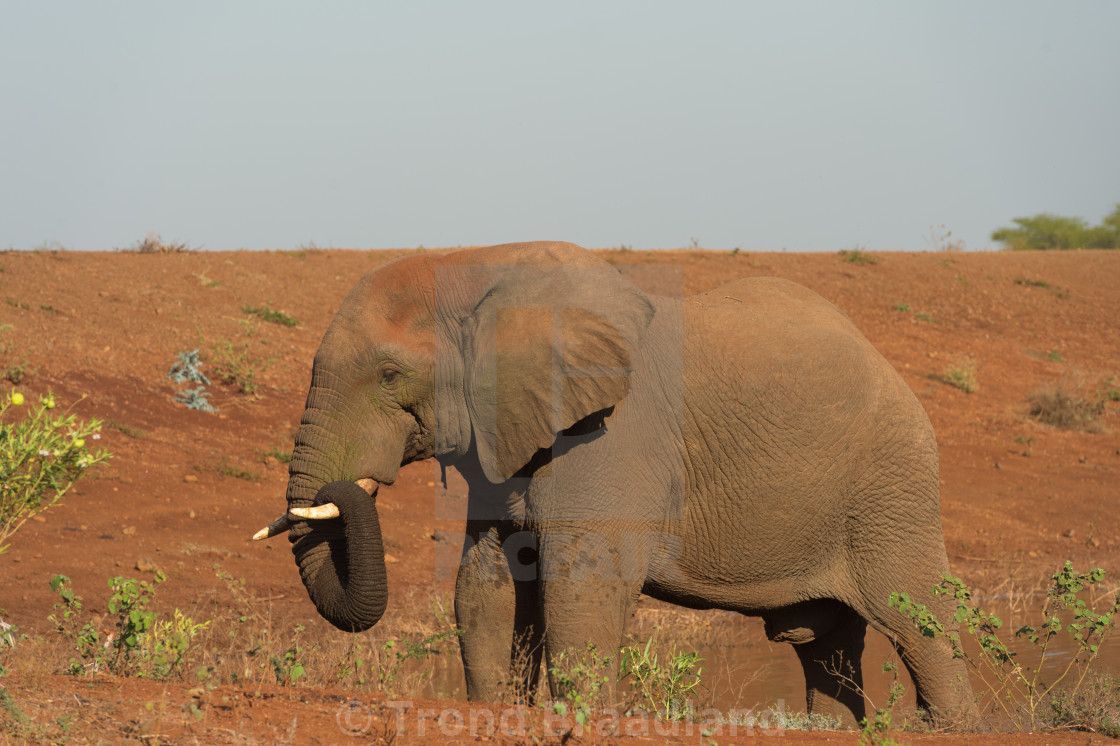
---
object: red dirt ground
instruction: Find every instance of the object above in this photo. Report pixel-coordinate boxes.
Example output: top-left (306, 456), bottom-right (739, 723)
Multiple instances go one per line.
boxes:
top-left (1, 246), bottom-right (1118, 744)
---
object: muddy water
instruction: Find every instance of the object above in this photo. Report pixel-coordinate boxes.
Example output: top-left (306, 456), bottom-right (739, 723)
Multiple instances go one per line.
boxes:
top-left (414, 599), bottom-right (1120, 723)
top-left (664, 603), bottom-right (1120, 718)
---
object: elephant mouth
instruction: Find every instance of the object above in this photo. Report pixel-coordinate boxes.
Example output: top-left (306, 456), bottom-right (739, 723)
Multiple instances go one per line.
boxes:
top-left (251, 478), bottom-right (378, 541)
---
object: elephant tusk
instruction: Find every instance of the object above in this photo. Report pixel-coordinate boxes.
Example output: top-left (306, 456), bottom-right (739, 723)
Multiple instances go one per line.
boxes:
top-left (252, 514), bottom-right (293, 541)
top-left (289, 503), bottom-right (341, 520)
top-left (251, 479), bottom-right (376, 540)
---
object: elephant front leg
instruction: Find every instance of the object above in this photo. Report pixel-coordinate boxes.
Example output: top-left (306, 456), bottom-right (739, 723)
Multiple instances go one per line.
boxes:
top-left (455, 521), bottom-right (543, 703)
top-left (537, 528), bottom-right (647, 709)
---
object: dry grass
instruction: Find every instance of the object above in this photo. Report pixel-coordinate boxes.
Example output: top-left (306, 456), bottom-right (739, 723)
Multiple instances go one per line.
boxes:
top-left (939, 358), bottom-right (979, 394)
top-left (1027, 384), bottom-right (1104, 431)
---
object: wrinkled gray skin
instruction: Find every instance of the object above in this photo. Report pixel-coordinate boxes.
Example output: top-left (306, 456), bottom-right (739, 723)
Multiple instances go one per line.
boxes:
top-left (285, 242), bottom-right (972, 727)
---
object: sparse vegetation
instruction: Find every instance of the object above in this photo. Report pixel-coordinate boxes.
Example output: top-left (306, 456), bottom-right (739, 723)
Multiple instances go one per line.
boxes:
top-left (49, 572), bottom-right (209, 679)
top-left (938, 358), bottom-right (979, 393)
top-left (173, 386), bottom-right (218, 413)
top-left (240, 305), bottom-right (298, 327)
top-left (257, 445), bottom-right (292, 464)
top-left (1027, 385), bottom-right (1104, 431)
top-left (618, 636), bottom-right (705, 720)
top-left (1014, 277), bottom-right (1070, 299)
top-left (925, 224), bottom-right (966, 252)
top-left (0, 328), bottom-right (36, 384)
top-left (106, 420), bottom-right (144, 438)
top-left (210, 338), bottom-right (272, 395)
top-left (169, 350), bottom-right (220, 411)
top-left (992, 205), bottom-right (1120, 250)
top-left (858, 662), bottom-right (906, 745)
top-left (891, 562), bottom-right (1120, 731)
top-left (215, 458), bottom-right (261, 482)
top-left (840, 248), bottom-right (879, 265)
top-left (168, 349), bottom-right (210, 386)
top-left (0, 391), bottom-right (110, 554)
top-left (548, 643), bottom-right (614, 727)
top-left (118, 231), bottom-right (194, 254)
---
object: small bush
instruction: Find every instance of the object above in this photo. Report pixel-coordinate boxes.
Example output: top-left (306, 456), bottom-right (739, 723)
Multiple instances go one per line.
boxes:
top-left (49, 572), bottom-right (209, 679)
top-left (168, 349), bottom-right (210, 386)
top-left (240, 305), bottom-right (298, 327)
top-left (173, 387), bottom-right (218, 413)
top-left (210, 339), bottom-right (272, 395)
top-left (1045, 674), bottom-right (1120, 736)
top-left (0, 391), bottom-right (110, 554)
top-left (1027, 385), bottom-right (1104, 431)
top-left (839, 248), bottom-right (879, 265)
top-left (618, 637), bottom-right (704, 720)
top-left (119, 231), bottom-right (193, 254)
top-left (939, 359), bottom-right (979, 394)
top-left (891, 562), bottom-right (1120, 731)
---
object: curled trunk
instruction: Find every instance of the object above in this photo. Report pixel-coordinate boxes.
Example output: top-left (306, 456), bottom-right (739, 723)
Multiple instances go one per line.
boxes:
top-left (288, 476), bottom-right (387, 632)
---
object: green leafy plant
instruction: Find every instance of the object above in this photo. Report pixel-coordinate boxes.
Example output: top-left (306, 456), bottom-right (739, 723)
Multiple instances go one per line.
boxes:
top-left (858, 662), bottom-right (905, 745)
top-left (240, 305), bottom-right (298, 327)
top-left (270, 625), bottom-right (307, 685)
top-left (893, 303), bottom-right (911, 312)
top-left (618, 637), bottom-right (704, 720)
top-left (0, 391), bottom-right (110, 554)
top-left (49, 571), bottom-right (209, 681)
top-left (548, 643), bottom-right (613, 727)
top-left (890, 563), bottom-right (1120, 731)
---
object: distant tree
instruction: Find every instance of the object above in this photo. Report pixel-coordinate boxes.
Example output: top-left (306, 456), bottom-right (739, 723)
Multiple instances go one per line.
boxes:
top-left (991, 204), bottom-right (1120, 250)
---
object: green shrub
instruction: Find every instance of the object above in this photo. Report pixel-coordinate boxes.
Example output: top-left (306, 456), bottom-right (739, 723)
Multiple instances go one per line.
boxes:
top-left (618, 637), bottom-right (704, 720)
top-left (49, 572), bottom-right (209, 679)
top-left (0, 391), bottom-right (111, 554)
top-left (548, 643), bottom-right (614, 727)
top-left (891, 563), bottom-right (1119, 731)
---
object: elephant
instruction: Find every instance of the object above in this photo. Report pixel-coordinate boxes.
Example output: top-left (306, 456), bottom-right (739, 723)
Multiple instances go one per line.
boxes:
top-left (253, 241), bottom-right (973, 727)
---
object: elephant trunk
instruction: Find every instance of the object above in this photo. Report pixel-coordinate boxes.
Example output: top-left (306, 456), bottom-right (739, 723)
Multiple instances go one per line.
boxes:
top-left (287, 472), bottom-right (388, 632)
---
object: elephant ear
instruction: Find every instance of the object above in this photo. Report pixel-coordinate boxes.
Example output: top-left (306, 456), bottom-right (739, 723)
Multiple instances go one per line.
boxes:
top-left (446, 245), bottom-right (654, 483)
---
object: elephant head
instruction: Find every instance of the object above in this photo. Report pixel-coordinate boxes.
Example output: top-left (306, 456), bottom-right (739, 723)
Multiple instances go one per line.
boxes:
top-left (254, 242), bottom-right (654, 632)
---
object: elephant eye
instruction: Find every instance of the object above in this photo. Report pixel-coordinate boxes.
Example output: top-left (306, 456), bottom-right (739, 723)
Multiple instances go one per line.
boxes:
top-left (379, 366), bottom-right (402, 389)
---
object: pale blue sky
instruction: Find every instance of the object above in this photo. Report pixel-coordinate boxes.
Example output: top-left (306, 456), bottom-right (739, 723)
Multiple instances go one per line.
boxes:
top-left (2, 1), bottom-right (1118, 252)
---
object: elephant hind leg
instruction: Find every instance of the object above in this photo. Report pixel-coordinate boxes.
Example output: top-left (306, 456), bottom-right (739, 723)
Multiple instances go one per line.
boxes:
top-left (764, 600), bottom-right (867, 729)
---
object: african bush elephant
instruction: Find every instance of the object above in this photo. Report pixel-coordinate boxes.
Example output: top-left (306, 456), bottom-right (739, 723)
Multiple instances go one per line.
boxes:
top-left (254, 241), bottom-right (972, 727)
